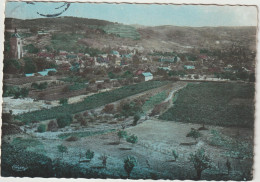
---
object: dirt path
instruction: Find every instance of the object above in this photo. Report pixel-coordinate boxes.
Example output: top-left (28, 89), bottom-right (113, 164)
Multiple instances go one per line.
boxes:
top-left (144, 82), bottom-right (187, 116)
top-left (164, 82), bottom-right (187, 105)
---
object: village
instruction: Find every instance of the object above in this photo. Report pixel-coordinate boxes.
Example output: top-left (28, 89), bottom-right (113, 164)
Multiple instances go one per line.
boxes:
top-left (3, 22), bottom-right (256, 111)
top-left (2, 16), bottom-right (256, 180)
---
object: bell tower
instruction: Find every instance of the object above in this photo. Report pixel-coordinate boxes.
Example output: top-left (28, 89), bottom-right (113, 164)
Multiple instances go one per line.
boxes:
top-left (10, 28), bottom-right (23, 59)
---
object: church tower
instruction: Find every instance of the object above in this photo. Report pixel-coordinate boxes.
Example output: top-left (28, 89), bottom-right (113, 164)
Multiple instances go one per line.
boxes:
top-left (10, 28), bottom-right (23, 59)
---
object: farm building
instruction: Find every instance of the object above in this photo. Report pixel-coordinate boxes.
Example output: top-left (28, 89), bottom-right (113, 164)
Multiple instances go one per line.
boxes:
top-left (159, 56), bottom-right (180, 63)
top-left (38, 68), bottom-right (57, 76)
top-left (159, 67), bottom-right (171, 71)
top-left (184, 65), bottom-right (195, 70)
top-left (140, 72), bottom-right (153, 81)
top-left (111, 50), bottom-right (120, 57)
top-left (25, 68), bottom-right (57, 77)
top-left (25, 73), bottom-right (35, 77)
top-left (37, 30), bottom-right (49, 35)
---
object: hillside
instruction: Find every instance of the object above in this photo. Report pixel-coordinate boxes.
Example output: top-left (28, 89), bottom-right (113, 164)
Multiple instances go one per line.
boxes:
top-left (5, 16), bottom-right (257, 54)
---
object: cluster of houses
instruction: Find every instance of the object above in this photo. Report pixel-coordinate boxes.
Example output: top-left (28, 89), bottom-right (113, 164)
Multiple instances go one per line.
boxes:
top-left (7, 28), bottom-right (254, 82)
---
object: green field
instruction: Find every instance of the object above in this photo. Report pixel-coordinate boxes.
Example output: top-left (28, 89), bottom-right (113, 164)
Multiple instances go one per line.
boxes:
top-left (102, 24), bottom-right (140, 40)
top-left (159, 82), bottom-right (255, 128)
top-left (58, 129), bottom-right (115, 139)
top-left (16, 81), bottom-right (168, 122)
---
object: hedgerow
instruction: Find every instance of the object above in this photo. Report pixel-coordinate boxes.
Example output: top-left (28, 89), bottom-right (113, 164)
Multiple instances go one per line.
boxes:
top-left (16, 81), bottom-right (168, 122)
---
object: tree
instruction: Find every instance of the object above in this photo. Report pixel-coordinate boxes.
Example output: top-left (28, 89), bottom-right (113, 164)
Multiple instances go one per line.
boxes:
top-left (126, 135), bottom-right (138, 145)
top-left (108, 72), bottom-right (116, 79)
top-left (85, 149), bottom-right (94, 161)
top-left (99, 154), bottom-right (108, 168)
top-left (56, 114), bottom-right (72, 128)
top-left (117, 130), bottom-right (127, 143)
top-left (133, 114), bottom-right (140, 126)
top-left (25, 44), bottom-right (39, 54)
top-left (62, 85), bottom-right (70, 93)
top-left (3, 59), bottom-right (21, 74)
top-left (124, 156), bottom-right (137, 178)
top-left (172, 150), bottom-right (179, 161)
top-left (89, 79), bottom-right (96, 84)
top-left (102, 104), bottom-right (114, 113)
top-left (186, 129), bottom-right (201, 139)
top-left (38, 82), bottom-right (48, 90)
top-left (47, 120), bottom-right (58, 132)
top-left (58, 145), bottom-right (68, 159)
top-left (24, 59), bottom-right (36, 74)
top-left (132, 55), bottom-right (140, 66)
top-left (226, 159), bottom-right (231, 175)
top-left (20, 88), bottom-right (29, 98)
top-left (189, 148), bottom-right (211, 180)
top-left (249, 73), bottom-right (255, 82)
top-left (37, 124), bottom-right (46, 133)
top-left (78, 116), bottom-right (88, 126)
top-left (59, 98), bottom-right (68, 105)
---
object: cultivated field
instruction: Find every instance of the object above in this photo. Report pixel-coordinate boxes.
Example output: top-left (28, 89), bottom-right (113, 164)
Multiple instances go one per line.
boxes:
top-left (160, 82), bottom-right (255, 128)
top-left (2, 82), bottom-right (254, 180)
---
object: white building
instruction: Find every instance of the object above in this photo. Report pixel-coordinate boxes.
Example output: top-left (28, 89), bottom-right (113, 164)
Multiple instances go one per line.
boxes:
top-left (140, 72), bottom-right (153, 81)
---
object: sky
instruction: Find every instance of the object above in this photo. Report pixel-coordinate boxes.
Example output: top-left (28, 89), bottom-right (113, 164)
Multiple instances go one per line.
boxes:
top-left (5, 2), bottom-right (258, 27)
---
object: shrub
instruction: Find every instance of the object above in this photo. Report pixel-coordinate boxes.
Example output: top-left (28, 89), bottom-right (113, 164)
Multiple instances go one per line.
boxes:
top-left (189, 148), bottom-right (211, 180)
top-left (194, 75), bottom-right (199, 79)
top-left (48, 71), bottom-right (56, 76)
top-left (104, 79), bottom-right (110, 83)
top-left (121, 101), bottom-right (143, 117)
top-left (47, 120), bottom-right (58, 131)
top-left (65, 136), bottom-right (78, 142)
top-left (78, 116), bottom-right (88, 126)
top-left (126, 135), bottom-right (138, 144)
top-left (20, 88), bottom-right (29, 98)
top-left (62, 86), bottom-right (70, 93)
top-left (58, 145), bottom-right (68, 158)
top-left (59, 98), bottom-right (68, 105)
top-left (37, 92), bottom-right (46, 100)
top-left (16, 81), bottom-right (168, 123)
top-left (89, 79), bottom-right (96, 84)
top-left (31, 82), bottom-right (38, 89)
top-left (150, 102), bottom-right (169, 116)
top-left (4, 86), bottom-right (29, 98)
top-left (25, 44), bottom-right (39, 53)
top-left (172, 150), bottom-right (179, 161)
top-left (83, 111), bottom-right (89, 117)
top-left (74, 113), bottom-right (81, 120)
top-left (38, 82), bottom-right (48, 90)
top-left (57, 114), bottom-right (72, 128)
top-left (97, 84), bottom-right (103, 90)
top-left (37, 124), bottom-right (46, 133)
top-left (124, 156), bottom-right (137, 178)
top-left (133, 114), bottom-right (140, 126)
top-left (86, 149), bottom-right (94, 161)
top-left (102, 104), bottom-right (114, 113)
top-left (24, 59), bottom-right (36, 74)
top-left (186, 129), bottom-right (201, 139)
top-left (118, 130), bottom-right (127, 143)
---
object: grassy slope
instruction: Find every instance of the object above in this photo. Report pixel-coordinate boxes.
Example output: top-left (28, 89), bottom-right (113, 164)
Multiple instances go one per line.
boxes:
top-left (16, 81), bottom-right (168, 122)
top-left (159, 82), bottom-right (255, 128)
top-left (142, 91), bottom-right (167, 112)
